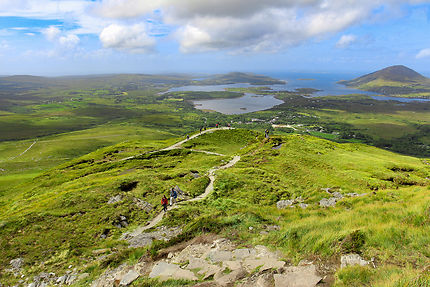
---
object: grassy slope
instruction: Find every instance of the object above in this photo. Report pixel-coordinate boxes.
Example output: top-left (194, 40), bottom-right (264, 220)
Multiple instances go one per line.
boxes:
top-left (2, 129), bottom-right (429, 286)
top-left (162, 131), bottom-right (430, 286)
top-left (0, 129), bottom-right (259, 285)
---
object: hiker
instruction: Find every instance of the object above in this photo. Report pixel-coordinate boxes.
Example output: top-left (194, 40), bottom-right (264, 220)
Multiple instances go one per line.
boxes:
top-left (216, 123), bottom-right (219, 128)
top-left (265, 129), bottom-right (269, 139)
top-left (170, 187), bottom-right (178, 205)
top-left (200, 127), bottom-right (203, 133)
top-left (186, 134), bottom-right (190, 140)
top-left (227, 123), bottom-right (231, 129)
top-left (161, 195), bottom-right (168, 212)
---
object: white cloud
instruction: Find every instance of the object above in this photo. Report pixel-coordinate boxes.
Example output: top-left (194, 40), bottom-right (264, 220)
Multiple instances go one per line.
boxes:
top-left (42, 26), bottom-right (61, 41)
top-left (416, 48), bottom-right (430, 59)
top-left (95, 0), bottom-right (429, 53)
top-left (336, 34), bottom-right (357, 48)
top-left (99, 23), bottom-right (155, 53)
top-left (59, 34), bottom-right (80, 49)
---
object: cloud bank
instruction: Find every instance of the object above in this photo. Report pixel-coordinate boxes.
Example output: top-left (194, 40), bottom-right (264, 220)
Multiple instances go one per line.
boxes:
top-left (93, 0), bottom-right (430, 54)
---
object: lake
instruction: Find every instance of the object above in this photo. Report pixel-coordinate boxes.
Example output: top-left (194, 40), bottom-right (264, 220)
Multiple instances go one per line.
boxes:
top-left (193, 93), bottom-right (284, 115)
top-left (166, 72), bottom-right (430, 114)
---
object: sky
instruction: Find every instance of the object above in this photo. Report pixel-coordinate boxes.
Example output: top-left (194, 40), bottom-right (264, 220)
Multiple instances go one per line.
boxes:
top-left (1, 0), bottom-right (430, 76)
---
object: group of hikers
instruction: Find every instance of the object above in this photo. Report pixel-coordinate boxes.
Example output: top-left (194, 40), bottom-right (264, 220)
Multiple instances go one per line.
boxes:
top-left (161, 186), bottom-right (180, 212)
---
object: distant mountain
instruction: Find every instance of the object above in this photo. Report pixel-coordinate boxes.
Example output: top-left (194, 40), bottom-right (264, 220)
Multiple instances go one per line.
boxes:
top-left (197, 72), bottom-right (286, 85)
top-left (341, 65), bottom-right (428, 86)
top-left (339, 65), bottom-right (430, 97)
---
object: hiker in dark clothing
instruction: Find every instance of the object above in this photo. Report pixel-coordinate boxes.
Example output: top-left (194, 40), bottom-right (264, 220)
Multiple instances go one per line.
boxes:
top-left (265, 129), bottom-right (269, 139)
top-left (170, 187), bottom-right (178, 205)
top-left (161, 195), bottom-right (168, 212)
top-left (186, 134), bottom-right (190, 140)
top-left (200, 127), bottom-right (203, 133)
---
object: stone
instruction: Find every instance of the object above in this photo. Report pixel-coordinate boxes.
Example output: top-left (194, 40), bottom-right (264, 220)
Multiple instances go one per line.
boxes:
top-left (332, 192), bottom-right (344, 199)
top-left (233, 248), bottom-right (255, 260)
top-left (274, 265), bottom-right (322, 287)
top-left (66, 274), bottom-right (77, 285)
top-left (10, 258), bottom-right (24, 271)
top-left (171, 243), bottom-right (212, 264)
top-left (107, 195), bottom-right (122, 204)
top-left (119, 270), bottom-right (139, 286)
top-left (215, 268), bottom-right (248, 287)
top-left (56, 275), bottom-right (68, 284)
top-left (265, 225), bottom-right (280, 231)
top-left (149, 262), bottom-right (197, 281)
top-left (298, 203), bottom-right (308, 209)
top-left (277, 200), bottom-right (295, 209)
top-left (223, 261), bottom-right (242, 271)
top-left (255, 273), bottom-right (274, 287)
top-left (243, 258), bottom-right (285, 273)
top-left (185, 257), bottom-right (221, 279)
top-left (319, 197), bottom-right (337, 207)
top-left (133, 198), bottom-right (153, 212)
top-left (207, 250), bottom-right (233, 263)
top-left (340, 254), bottom-right (370, 268)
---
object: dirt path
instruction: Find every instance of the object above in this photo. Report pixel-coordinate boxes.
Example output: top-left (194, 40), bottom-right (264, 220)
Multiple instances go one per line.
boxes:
top-left (120, 127), bottom-right (231, 161)
top-left (8, 140), bottom-right (37, 161)
top-left (125, 155), bottom-right (241, 237)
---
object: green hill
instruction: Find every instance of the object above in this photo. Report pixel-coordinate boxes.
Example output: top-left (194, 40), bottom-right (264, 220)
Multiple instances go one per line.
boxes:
top-left (339, 65), bottom-right (430, 98)
top-left (1, 129), bottom-right (429, 286)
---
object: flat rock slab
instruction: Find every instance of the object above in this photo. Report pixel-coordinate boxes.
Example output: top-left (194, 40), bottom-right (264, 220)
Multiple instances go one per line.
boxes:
top-left (274, 265), bottom-right (321, 287)
top-left (149, 262), bottom-right (197, 281)
top-left (119, 270), bottom-right (139, 286)
top-left (207, 250), bottom-right (233, 263)
top-left (243, 258), bottom-right (285, 273)
top-left (215, 268), bottom-right (248, 287)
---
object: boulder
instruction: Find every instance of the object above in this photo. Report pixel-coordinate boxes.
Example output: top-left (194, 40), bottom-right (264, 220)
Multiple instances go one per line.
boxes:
top-left (340, 254), bottom-right (370, 268)
top-left (119, 270), bottom-right (139, 286)
top-left (298, 203), bottom-right (308, 209)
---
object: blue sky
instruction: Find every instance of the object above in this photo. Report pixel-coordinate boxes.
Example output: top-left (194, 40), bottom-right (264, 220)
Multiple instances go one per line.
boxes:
top-left (1, 0), bottom-right (430, 76)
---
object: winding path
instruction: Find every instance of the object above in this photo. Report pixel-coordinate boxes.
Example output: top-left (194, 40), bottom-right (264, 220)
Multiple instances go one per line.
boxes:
top-left (121, 128), bottom-right (240, 238)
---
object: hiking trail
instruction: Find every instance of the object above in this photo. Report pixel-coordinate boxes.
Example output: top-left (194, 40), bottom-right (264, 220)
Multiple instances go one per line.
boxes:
top-left (121, 128), bottom-right (240, 239)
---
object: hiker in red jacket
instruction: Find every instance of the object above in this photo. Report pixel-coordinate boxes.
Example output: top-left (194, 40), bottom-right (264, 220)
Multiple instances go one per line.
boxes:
top-left (161, 195), bottom-right (168, 212)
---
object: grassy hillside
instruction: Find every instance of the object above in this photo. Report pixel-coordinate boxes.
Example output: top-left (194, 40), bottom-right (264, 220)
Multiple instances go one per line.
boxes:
top-left (1, 129), bottom-right (429, 286)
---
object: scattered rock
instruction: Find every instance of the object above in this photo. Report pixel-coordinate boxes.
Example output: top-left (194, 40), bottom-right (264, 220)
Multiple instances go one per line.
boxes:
top-left (133, 198), bottom-right (153, 212)
top-left (332, 192), bottom-right (344, 199)
top-left (265, 225), bottom-right (280, 231)
top-left (127, 226), bottom-right (182, 248)
top-left (107, 195), bottom-right (122, 204)
top-left (277, 200), bottom-right (295, 209)
top-left (242, 258), bottom-right (285, 273)
top-left (119, 270), bottom-right (139, 286)
top-left (149, 261), bottom-right (197, 281)
top-left (340, 254), bottom-right (370, 268)
top-left (274, 265), bottom-right (322, 287)
top-left (77, 273), bottom-right (89, 281)
top-left (114, 215), bottom-right (129, 228)
top-left (215, 267), bottom-right (248, 286)
top-left (207, 250), bottom-right (233, 263)
top-left (319, 197), bottom-right (337, 207)
top-left (298, 203), bottom-right (309, 209)
top-left (10, 258), bottom-right (24, 272)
